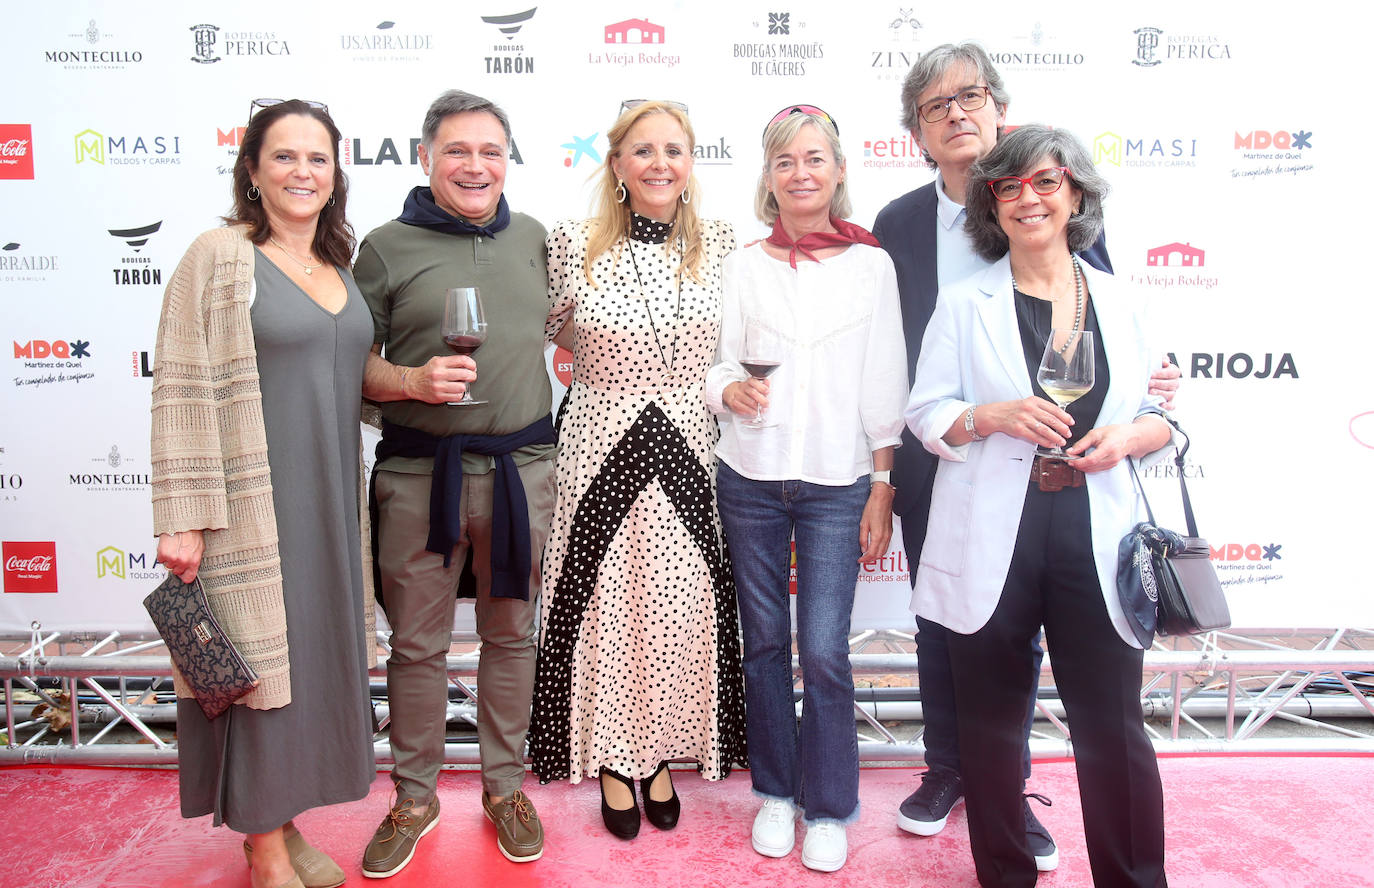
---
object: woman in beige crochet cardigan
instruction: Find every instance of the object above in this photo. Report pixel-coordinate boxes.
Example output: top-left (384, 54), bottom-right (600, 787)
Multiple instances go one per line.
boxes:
top-left (152, 99), bottom-right (377, 888)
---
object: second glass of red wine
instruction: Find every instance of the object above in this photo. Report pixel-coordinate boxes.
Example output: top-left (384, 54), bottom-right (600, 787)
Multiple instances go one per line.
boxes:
top-left (740, 317), bottom-right (782, 429)
top-left (442, 286), bottom-right (488, 406)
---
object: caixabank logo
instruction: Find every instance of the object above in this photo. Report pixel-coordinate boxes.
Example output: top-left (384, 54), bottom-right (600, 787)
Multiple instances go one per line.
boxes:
top-left (1232, 128), bottom-right (1314, 181)
top-left (0, 124), bottom-right (35, 180)
top-left (12, 337), bottom-right (95, 389)
top-left (480, 8), bottom-right (537, 74)
top-left (3, 541), bottom-right (57, 593)
top-left (1210, 541), bottom-right (1284, 589)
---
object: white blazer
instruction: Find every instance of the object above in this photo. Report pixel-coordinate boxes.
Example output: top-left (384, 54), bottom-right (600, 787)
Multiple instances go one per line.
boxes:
top-left (904, 255), bottom-right (1167, 649)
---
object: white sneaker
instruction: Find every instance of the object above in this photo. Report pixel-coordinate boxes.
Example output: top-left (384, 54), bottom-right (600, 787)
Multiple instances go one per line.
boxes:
top-left (751, 799), bottom-right (799, 857)
top-left (801, 822), bottom-right (847, 872)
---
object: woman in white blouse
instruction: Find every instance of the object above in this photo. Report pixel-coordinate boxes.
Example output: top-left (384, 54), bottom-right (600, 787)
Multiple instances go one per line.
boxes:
top-left (705, 106), bottom-right (907, 873)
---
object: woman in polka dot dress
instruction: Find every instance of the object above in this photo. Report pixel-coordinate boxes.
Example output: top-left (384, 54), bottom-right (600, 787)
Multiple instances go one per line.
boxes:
top-left (528, 101), bottom-right (747, 839)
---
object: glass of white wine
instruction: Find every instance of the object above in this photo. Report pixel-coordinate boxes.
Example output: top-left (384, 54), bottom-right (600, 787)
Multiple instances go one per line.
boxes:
top-left (1035, 329), bottom-right (1094, 459)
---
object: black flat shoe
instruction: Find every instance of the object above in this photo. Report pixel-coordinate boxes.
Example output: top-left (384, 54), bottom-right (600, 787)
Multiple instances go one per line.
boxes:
top-left (600, 767), bottom-right (641, 839)
top-left (640, 761), bottom-right (681, 831)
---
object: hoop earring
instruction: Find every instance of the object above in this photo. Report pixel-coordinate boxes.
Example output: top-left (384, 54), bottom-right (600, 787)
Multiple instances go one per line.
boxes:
top-left (680, 186), bottom-right (691, 204)
top-left (327, 194), bottom-right (336, 207)
top-left (615, 180), bottom-right (627, 204)
top-left (246, 185), bottom-right (261, 201)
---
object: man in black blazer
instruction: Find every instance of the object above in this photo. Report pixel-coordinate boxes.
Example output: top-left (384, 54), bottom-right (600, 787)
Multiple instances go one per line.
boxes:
top-left (873, 42), bottom-right (1178, 873)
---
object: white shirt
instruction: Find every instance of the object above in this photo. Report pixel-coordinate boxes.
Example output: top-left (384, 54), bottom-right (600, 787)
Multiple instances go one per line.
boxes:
top-left (933, 170), bottom-right (985, 289)
top-left (705, 240), bottom-right (908, 485)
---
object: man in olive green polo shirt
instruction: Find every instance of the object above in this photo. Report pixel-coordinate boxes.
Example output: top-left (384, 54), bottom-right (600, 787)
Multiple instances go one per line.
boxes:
top-left (356, 89), bottom-right (555, 875)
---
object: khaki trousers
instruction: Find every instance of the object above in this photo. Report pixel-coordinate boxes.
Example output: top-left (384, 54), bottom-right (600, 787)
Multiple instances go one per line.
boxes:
top-left (374, 460), bottom-right (555, 800)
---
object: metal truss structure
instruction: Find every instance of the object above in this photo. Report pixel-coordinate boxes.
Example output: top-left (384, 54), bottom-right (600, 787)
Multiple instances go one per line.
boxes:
top-left (3, 626), bottom-right (1372, 766)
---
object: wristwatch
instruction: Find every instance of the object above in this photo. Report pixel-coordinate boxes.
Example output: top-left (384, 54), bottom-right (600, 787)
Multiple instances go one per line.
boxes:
top-left (964, 406), bottom-right (986, 442)
top-left (870, 469), bottom-right (892, 486)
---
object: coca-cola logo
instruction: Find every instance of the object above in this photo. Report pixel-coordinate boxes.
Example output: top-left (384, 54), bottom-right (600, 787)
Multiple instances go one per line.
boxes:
top-left (6, 554), bottom-right (54, 571)
top-left (0, 125), bottom-right (35, 179)
top-left (3, 540), bottom-right (58, 593)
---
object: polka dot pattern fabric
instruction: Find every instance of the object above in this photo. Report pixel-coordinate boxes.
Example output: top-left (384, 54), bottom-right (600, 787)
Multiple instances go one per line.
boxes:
top-left (529, 218), bottom-right (747, 784)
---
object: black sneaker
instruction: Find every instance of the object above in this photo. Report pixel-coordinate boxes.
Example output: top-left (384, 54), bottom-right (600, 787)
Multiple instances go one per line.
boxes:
top-left (1023, 792), bottom-right (1058, 872)
top-left (896, 769), bottom-right (964, 836)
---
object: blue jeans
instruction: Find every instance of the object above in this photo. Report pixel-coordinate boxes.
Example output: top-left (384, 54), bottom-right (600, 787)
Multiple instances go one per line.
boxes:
top-left (717, 462), bottom-right (868, 825)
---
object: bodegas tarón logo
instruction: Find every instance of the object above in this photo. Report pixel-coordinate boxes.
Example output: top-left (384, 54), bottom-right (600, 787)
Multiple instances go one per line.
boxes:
top-left (108, 222), bottom-right (164, 286)
top-left (481, 8), bottom-right (536, 74)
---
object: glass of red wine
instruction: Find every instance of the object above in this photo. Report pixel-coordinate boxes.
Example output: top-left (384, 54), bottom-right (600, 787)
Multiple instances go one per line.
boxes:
top-left (740, 317), bottom-right (782, 429)
top-left (442, 286), bottom-right (488, 406)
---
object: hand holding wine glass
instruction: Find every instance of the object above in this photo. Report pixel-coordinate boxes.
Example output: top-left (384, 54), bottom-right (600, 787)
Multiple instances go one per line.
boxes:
top-left (1035, 328), bottom-right (1093, 459)
top-left (442, 286), bottom-right (488, 406)
top-left (740, 318), bottom-right (784, 430)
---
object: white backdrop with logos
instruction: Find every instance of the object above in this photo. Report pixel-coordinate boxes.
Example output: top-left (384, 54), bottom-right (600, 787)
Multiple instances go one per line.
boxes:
top-left (1, 1), bottom-right (1369, 634)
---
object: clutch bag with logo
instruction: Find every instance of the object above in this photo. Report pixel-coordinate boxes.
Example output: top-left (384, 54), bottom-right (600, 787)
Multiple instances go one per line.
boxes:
top-left (143, 571), bottom-right (259, 720)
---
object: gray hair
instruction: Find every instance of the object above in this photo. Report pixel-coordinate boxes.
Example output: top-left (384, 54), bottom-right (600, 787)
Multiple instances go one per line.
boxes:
top-left (421, 89), bottom-right (512, 151)
top-left (899, 41), bottom-right (1011, 168)
top-left (963, 124), bottom-right (1108, 262)
top-left (754, 111), bottom-right (852, 225)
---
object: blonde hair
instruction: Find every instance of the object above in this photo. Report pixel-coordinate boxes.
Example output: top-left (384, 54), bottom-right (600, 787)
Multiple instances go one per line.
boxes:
top-left (754, 112), bottom-right (852, 225)
top-left (585, 102), bottom-right (705, 285)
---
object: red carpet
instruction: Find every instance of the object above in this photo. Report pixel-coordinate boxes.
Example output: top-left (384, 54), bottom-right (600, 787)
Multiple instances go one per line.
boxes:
top-left (4, 756), bottom-right (1373, 887)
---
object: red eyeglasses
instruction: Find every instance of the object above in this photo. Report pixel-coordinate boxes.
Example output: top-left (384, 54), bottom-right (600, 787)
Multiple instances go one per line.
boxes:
top-left (988, 166), bottom-right (1071, 202)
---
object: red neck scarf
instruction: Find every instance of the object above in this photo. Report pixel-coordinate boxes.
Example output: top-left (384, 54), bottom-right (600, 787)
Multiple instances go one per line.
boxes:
top-left (765, 216), bottom-right (881, 268)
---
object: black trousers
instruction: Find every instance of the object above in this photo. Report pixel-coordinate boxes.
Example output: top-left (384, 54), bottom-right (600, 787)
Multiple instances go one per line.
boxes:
top-left (946, 482), bottom-right (1167, 888)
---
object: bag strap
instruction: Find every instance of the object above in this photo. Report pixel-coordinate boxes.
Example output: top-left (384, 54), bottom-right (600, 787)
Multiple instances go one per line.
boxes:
top-left (1126, 458), bottom-right (1158, 526)
top-left (1128, 415), bottom-right (1201, 536)
top-left (1166, 417), bottom-right (1201, 537)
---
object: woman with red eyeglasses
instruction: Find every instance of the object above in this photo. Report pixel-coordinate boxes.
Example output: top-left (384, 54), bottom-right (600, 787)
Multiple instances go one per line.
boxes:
top-left (906, 124), bottom-right (1171, 887)
top-left (706, 105), bottom-right (908, 873)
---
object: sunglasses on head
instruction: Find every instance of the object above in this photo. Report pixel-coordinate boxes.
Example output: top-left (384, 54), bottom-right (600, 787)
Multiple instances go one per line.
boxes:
top-left (619, 99), bottom-right (689, 116)
top-left (763, 104), bottom-right (839, 143)
top-left (248, 98), bottom-right (329, 124)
